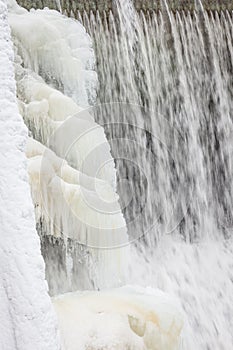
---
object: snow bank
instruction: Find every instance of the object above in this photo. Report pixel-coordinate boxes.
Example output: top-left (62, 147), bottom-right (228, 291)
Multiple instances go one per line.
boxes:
top-left (53, 286), bottom-right (183, 350)
top-left (0, 2), bottom-right (59, 349)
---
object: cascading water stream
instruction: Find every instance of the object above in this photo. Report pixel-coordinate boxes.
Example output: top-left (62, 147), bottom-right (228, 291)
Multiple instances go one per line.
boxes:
top-left (81, 0), bottom-right (233, 348)
top-left (86, 0), bottom-right (233, 244)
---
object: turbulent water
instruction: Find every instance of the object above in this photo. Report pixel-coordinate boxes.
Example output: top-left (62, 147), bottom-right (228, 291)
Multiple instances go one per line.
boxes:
top-left (8, 0), bottom-right (233, 348)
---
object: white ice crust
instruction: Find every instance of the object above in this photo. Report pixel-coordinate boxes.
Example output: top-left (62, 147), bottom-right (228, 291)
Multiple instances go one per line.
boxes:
top-left (8, 4), bottom-right (97, 107)
top-left (0, 1), bottom-right (59, 349)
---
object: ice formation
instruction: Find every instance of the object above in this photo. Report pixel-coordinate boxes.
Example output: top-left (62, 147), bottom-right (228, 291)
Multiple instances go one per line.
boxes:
top-left (8, 4), bottom-right (97, 106)
top-left (9, 2), bottom-right (128, 289)
top-left (26, 138), bottom-right (128, 287)
top-left (53, 286), bottom-right (183, 350)
top-left (26, 138), bottom-right (125, 236)
top-left (16, 65), bottom-right (117, 187)
top-left (0, 1), bottom-right (59, 349)
top-left (15, 64), bottom-right (128, 286)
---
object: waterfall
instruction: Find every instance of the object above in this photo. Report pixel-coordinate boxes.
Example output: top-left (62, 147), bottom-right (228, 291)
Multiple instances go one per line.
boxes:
top-left (85, 1), bottom-right (233, 243)
top-left (81, 1), bottom-right (233, 348)
top-left (6, 0), bottom-right (233, 348)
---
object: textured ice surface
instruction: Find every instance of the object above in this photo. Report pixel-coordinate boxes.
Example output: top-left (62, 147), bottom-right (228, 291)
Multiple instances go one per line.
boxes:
top-left (26, 138), bottom-right (127, 244)
top-left (26, 138), bottom-right (128, 288)
top-left (53, 285), bottom-right (183, 350)
top-left (16, 65), bottom-right (116, 187)
top-left (9, 4), bottom-right (97, 106)
top-left (10, 1), bottom-right (128, 289)
top-left (0, 2), bottom-right (59, 349)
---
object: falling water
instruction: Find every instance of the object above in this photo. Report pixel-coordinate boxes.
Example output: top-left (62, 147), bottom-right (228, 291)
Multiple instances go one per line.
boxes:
top-left (83, 1), bottom-right (233, 243)
top-left (55, 0), bottom-right (62, 13)
top-left (81, 1), bottom-right (233, 348)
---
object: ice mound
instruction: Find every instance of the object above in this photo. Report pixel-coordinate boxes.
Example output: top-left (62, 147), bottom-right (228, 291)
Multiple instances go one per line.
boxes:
top-left (53, 286), bottom-right (183, 350)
